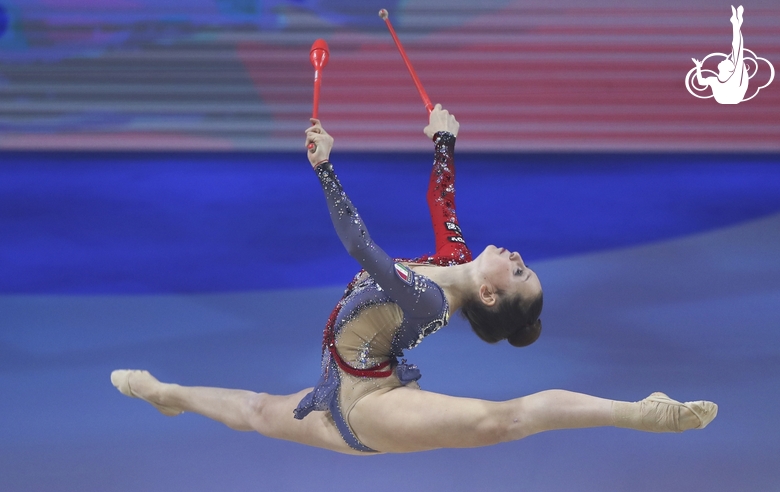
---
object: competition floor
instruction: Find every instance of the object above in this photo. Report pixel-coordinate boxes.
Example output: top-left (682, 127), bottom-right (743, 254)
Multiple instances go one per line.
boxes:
top-left (2, 152), bottom-right (780, 491)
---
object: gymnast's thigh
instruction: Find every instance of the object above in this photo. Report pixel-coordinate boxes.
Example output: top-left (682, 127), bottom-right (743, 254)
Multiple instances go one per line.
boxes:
top-left (257, 388), bottom-right (369, 456)
top-left (348, 386), bottom-right (507, 453)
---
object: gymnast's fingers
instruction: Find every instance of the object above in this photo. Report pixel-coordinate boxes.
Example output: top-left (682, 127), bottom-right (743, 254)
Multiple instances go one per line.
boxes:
top-left (424, 103), bottom-right (459, 139)
top-left (305, 131), bottom-right (333, 168)
top-left (307, 118), bottom-right (330, 137)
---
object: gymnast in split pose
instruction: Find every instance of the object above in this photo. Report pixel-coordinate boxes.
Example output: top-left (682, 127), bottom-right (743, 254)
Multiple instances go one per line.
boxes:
top-left (112, 105), bottom-right (717, 455)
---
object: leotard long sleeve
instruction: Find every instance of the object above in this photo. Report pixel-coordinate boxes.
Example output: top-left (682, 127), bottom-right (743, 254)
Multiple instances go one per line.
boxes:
top-left (315, 161), bottom-right (446, 325)
top-left (420, 131), bottom-right (472, 265)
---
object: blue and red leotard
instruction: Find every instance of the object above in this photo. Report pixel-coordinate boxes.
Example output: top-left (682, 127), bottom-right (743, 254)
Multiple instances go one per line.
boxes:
top-left (294, 131), bottom-right (471, 452)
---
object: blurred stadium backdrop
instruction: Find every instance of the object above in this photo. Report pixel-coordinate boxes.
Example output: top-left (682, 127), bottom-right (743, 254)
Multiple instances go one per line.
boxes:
top-left (0, 0), bottom-right (777, 151)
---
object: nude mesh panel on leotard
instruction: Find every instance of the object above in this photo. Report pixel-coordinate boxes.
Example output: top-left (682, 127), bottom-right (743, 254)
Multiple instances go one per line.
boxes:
top-left (294, 131), bottom-right (472, 452)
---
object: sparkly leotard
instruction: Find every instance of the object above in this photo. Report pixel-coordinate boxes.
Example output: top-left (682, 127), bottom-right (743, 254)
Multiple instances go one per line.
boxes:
top-left (294, 132), bottom-right (472, 452)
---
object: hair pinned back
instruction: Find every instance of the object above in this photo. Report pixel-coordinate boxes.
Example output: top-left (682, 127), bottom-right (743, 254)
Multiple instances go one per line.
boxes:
top-left (507, 318), bottom-right (542, 347)
top-left (460, 290), bottom-right (543, 347)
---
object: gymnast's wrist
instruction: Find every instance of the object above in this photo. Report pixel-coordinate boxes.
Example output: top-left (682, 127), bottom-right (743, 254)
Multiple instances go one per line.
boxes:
top-left (314, 160), bottom-right (333, 175)
top-left (433, 131), bottom-right (456, 146)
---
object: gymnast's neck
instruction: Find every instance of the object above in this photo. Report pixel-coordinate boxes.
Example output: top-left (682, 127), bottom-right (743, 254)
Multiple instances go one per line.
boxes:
top-left (409, 262), bottom-right (478, 313)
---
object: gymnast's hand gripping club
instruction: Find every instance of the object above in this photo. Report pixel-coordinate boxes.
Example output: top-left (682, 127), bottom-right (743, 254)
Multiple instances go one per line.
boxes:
top-left (308, 39), bottom-right (330, 154)
top-left (379, 8), bottom-right (434, 114)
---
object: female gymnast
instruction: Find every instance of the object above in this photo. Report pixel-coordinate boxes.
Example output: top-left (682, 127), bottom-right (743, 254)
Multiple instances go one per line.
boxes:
top-left (111, 105), bottom-right (717, 455)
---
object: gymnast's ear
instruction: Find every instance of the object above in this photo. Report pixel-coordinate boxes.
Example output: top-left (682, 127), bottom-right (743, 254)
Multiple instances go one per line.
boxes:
top-left (478, 284), bottom-right (498, 307)
top-left (507, 319), bottom-right (542, 347)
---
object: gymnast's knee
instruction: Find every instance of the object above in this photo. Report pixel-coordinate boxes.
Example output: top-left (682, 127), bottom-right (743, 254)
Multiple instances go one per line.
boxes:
top-left (494, 399), bottom-right (534, 443)
top-left (244, 392), bottom-right (272, 434)
top-left (473, 401), bottom-right (521, 446)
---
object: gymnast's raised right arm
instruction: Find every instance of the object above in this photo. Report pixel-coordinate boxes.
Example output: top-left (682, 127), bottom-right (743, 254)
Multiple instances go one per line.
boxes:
top-left (422, 104), bottom-right (471, 265)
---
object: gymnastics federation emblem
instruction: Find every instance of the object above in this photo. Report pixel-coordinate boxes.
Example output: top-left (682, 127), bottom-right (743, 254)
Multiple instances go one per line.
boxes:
top-left (685, 5), bottom-right (774, 104)
top-left (394, 263), bottom-right (413, 285)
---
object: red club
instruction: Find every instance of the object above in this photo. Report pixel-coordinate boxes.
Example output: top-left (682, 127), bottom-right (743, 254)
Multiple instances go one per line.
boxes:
top-left (379, 9), bottom-right (434, 113)
top-left (310, 39), bottom-right (329, 120)
top-left (308, 39), bottom-right (330, 152)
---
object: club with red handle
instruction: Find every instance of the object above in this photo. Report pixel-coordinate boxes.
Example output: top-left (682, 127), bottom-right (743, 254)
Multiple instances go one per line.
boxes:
top-left (379, 9), bottom-right (434, 113)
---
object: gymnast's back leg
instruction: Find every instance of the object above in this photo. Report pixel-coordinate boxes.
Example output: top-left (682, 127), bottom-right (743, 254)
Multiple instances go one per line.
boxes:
top-left (110, 370), bottom-right (363, 455)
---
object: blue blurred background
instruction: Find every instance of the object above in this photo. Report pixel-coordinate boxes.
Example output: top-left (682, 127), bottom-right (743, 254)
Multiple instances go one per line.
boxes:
top-left (1, 1), bottom-right (779, 491)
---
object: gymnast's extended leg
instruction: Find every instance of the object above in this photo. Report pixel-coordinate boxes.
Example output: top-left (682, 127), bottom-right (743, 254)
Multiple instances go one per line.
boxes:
top-left (111, 370), bottom-right (364, 455)
top-left (348, 387), bottom-right (717, 453)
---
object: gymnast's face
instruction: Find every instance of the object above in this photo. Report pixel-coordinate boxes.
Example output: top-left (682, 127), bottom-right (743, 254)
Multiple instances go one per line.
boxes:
top-left (474, 245), bottom-right (542, 305)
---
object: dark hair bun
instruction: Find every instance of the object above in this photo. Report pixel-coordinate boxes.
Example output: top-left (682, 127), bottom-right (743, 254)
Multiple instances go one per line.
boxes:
top-left (507, 319), bottom-right (542, 347)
